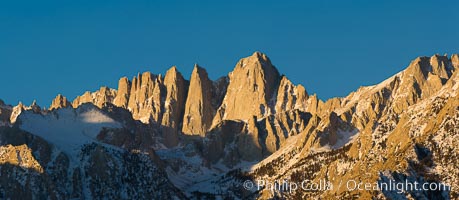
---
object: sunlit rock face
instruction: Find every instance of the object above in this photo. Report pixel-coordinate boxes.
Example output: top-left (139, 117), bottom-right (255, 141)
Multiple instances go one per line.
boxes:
top-left (49, 94), bottom-right (71, 110)
top-left (212, 52), bottom-right (281, 125)
top-left (182, 65), bottom-right (216, 136)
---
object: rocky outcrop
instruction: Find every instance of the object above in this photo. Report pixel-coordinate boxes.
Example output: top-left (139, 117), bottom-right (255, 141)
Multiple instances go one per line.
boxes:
top-left (275, 76), bottom-right (308, 113)
top-left (0, 144), bottom-right (44, 173)
top-left (452, 54), bottom-right (459, 69)
top-left (29, 100), bottom-right (41, 113)
top-left (160, 67), bottom-right (188, 147)
top-left (49, 94), bottom-right (71, 110)
top-left (10, 102), bottom-right (24, 124)
top-left (7, 101), bottom-right (43, 124)
top-left (72, 87), bottom-right (117, 108)
top-left (113, 77), bottom-right (131, 108)
top-left (182, 65), bottom-right (216, 136)
top-left (72, 91), bottom-right (92, 107)
top-left (212, 52), bottom-right (281, 125)
top-left (392, 55), bottom-right (454, 113)
top-left (127, 72), bottom-right (164, 123)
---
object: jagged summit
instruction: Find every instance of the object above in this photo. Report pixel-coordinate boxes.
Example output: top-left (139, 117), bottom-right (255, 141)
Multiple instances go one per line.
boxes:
top-left (67, 52), bottom-right (289, 128)
top-left (182, 64), bottom-right (215, 136)
top-left (161, 65), bottom-right (188, 147)
top-left (113, 77), bottom-right (130, 108)
top-left (192, 63), bottom-right (206, 76)
top-left (406, 55), bottom-right (453, 80)
top-left (246, 51), bottom-right (272, 66)
top-left (234, 51), bottom-right (277, 73)
top-left (213, 52), bottom-right (282, 122)
top-left (49, 94), bottom-right (71, 110)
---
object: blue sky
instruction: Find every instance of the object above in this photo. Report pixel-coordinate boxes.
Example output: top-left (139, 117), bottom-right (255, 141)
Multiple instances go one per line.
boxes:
top-left (1, 0), bottom-right (458, 106)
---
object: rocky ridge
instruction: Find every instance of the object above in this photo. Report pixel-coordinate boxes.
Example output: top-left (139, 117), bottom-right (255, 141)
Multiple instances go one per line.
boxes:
top-left (65, 52), bottom-right (312, 161)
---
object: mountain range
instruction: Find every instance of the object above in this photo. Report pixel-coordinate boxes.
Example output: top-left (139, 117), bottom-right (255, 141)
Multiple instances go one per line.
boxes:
top-left (1, 52), bottom-right (458, 199)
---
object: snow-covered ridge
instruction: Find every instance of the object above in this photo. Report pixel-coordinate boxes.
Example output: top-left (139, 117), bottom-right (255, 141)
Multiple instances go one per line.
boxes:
top-left (18, 104), bottom-right (122, 159)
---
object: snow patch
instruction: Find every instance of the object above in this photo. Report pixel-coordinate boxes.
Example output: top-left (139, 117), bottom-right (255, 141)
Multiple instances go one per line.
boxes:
top-left (18, 105), bottom-right (121, 163)
top-left (331, 129), bottom-right (359, 149)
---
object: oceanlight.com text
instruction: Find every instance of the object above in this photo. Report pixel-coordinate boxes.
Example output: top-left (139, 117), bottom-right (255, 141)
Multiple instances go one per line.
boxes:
top-left (243, 179), bottom-right (451, 194)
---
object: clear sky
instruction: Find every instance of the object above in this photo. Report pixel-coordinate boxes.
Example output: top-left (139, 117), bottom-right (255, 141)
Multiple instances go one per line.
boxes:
top-left (1, 0), bottom-right (458, 106)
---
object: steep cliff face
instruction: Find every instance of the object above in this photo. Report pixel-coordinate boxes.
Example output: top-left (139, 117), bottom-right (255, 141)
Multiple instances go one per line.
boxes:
top-left (390, 55), bottom-right (454, 114)
top-left (113, 77), bottom-right (131, 108)
top-left (127, 72), bottom-right (164, 123)
top-left (182, 65), bottom-right (216, 136)
top-left (212, 52), bottom-right (281, 125)
top-left (160, 67), bottom-right (188, 147)
top-left (275, 76), bottom-right (308, 113)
